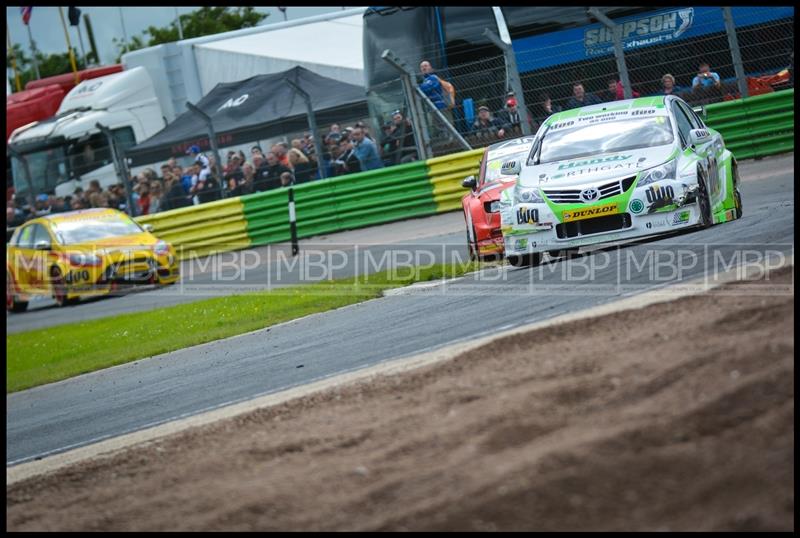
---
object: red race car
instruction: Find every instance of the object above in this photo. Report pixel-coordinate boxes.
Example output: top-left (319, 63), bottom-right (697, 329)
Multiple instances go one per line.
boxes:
top-left (461, 136), bottom-right (536, 260)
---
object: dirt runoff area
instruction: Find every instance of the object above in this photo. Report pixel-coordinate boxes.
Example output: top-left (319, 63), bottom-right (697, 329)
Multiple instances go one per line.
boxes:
top-left (7, 267), bottom-right (794, 531)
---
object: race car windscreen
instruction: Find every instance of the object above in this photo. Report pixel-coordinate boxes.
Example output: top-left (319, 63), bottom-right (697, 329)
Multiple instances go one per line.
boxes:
top-left (534, 116), bottom-right (674, 165)
top-left (51, 215), bottom-right (144, 245)
top-left (485, 149), bottom-right (532, 182)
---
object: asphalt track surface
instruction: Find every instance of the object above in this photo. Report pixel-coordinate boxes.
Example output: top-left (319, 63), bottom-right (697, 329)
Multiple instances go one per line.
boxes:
top-left (7, 154), bottom-right (794, 466)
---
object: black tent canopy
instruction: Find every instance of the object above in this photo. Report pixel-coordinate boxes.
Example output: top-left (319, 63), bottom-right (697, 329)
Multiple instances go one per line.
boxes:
top-left (128, 66), bottom-right (368, 166)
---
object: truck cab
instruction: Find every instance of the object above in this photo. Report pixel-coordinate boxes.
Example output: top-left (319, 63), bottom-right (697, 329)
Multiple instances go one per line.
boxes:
top-left (8, 67), bottom-right (166, 199)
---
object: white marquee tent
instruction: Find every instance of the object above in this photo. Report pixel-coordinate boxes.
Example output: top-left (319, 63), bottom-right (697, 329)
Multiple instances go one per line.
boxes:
top-left (122, 8), bottom-right (367, 123)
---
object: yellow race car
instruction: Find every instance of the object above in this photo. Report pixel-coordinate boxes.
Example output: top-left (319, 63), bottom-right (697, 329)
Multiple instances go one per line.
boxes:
top-left (7, 208), bottom-right (180, 312)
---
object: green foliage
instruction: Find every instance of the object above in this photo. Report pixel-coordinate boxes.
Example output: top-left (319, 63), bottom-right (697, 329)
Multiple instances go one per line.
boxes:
top-left (7, 45), bottom-right (86, 90)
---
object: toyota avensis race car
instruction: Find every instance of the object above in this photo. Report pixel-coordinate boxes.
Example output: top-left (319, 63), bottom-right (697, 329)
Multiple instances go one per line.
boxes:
top-left (7, 208), bottom-right (180, 312)
top-left (462, 136), bottom-right (536, 260)
top-left (499, 95), bottom-right (743, 267)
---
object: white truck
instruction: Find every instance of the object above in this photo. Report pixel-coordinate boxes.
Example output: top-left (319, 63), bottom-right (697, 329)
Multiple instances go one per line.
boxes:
top-left (8, 67), bottom-right (167, 199)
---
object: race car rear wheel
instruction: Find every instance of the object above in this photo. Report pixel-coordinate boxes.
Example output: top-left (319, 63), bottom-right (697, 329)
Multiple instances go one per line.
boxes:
top-left (733, 164), bottom-right (743, 219)
top-left (51, 267), bottom-right (78, 307)
top-left (7, 273), bottom-right (28, 313)
top-left (696, 167), bottom-right (713, 229)
top-left (507, 253), bottom-right (541, 267)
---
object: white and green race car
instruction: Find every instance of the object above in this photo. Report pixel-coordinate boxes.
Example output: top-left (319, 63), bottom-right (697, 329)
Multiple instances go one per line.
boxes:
top-left (499, 95), bottom-right (743, 266)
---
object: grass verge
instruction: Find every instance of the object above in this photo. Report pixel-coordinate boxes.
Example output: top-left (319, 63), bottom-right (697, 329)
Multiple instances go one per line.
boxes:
top-left (7, 261), bottom-right (480, 393)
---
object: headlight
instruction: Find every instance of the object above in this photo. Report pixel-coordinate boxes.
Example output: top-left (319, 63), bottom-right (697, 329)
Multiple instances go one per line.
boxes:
top-left (153, 240), bottom-right (170, 256)
top-left (68, 253), bottom-right (102, 267)
top-left (637, 159), bottom-right (677, 187)
top-left (514, 187), bottom-right (544, 204)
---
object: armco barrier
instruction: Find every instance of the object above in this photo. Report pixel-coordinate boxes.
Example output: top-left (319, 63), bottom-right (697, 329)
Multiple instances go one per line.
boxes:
top-left (241, 160), bottom-right (436, 247)
top-left (136, 196), bottom-right (250, 260)
top-left (705, 89), bottom-right (794, 160)
top-left (426, 148), bottom-right (484, 213)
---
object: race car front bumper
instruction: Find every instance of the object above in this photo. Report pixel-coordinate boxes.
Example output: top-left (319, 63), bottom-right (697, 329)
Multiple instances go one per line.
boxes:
top-left (502, 203), bottom-right (701, 257)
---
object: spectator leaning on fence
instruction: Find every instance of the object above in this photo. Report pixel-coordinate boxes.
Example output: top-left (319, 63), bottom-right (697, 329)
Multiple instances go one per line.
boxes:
top-left (288, 148), bottom-right (316, 184)
top-left (566, 81), bottom-right (603, 109)
top-left (419, 60), bottom-right (455, 128)
top-left (497, 94), bottom-right (531, 136)
top-left (393, 111), bottom-right (418, 161)
top-left (338, 137), bottom-right (362, 175)
top-left (351, 126), bottom-right (384, 171)
top-left (472, 105), bottom-right (505, 141)
top-left (531, 93), bottom-right (562, 131)
top-left (149, 181), bottom-right (164, 214)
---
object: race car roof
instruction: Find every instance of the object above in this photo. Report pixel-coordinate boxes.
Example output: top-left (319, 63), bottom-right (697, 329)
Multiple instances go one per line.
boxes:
top-left (544, 95), bottom-right (670, 128)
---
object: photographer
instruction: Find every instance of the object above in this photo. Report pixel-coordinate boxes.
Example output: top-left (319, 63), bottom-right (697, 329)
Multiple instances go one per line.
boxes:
top-left (691, 62), bottom-right (721, 91)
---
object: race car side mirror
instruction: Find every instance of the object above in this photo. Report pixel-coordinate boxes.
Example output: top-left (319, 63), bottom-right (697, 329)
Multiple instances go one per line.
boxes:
top-left (501, 160), bottom-right (521, 176)
top-left (462, 176), bottom-right (477, 190)
top-left (34, 240), bottom-right (51, 251)
top-left (143, 224), bottom-right (155, 233)
top-left (689, 128), bottom-right (711, 146)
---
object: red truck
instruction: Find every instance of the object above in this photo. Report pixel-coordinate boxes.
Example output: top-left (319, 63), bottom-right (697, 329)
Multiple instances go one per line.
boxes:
top-left (6, 64), bottom-right (123, 140)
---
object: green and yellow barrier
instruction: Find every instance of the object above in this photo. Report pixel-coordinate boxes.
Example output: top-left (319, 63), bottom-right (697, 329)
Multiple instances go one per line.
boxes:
top-left (426, 148), bottom-right (483, 213)
top-left (137, 195), bottom-right (250, 260)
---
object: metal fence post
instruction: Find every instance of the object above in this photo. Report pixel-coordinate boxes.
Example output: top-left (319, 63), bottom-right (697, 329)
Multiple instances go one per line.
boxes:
top-left (287, 182), bottom-right (299, 256)
top-left (381, 49), bottom-right (432, 160)
top-left (285, 78), bottom-right (327, 180)
top-left (483, 28), bottom-right (533, 136)
top-left (185, 102), bottom-right (226, 200)
top-left (723, 7), bottom-right (749, 99)
top-left (96, 123), bottom-right (135, 216)
top-left (588, 7), bottom-right (633, 100)
top-left (412, 86), bottom-right (472, 150)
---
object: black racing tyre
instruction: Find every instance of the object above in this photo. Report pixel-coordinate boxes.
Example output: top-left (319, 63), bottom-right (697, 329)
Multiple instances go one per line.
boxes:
top-left (696, 167), bottom-right (713, 229)
top-left (733, 164), bottom-right (743, 219)
top-left (6, 273), bottom-right (28, 313)
top-left (507, 252), bottom-right (542, 267)
top-left (51, 267), bottom-right (78, 307)
top-left (464, 216), bottom-right (478, 262)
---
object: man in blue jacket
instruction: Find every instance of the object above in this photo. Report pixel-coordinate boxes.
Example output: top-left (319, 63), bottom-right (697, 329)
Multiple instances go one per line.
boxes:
top-left (419, 60), bottom-right (455, 135)
top-left (351, 127), bottom-right (384, 171)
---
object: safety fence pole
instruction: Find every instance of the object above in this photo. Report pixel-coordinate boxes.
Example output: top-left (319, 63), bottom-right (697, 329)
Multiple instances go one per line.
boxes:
top-left (96, 122), bottom-right (135, 216)
top-left (381, 49), bottom-right (433, 160)
top-left (588, 7), bottom-right (633, 100)
top-left (483, 28), bottom-right (533, 136)
top-left (285, 78), bottom-right (327, 180)
top-left (722, 7), bottom-right (749, 99)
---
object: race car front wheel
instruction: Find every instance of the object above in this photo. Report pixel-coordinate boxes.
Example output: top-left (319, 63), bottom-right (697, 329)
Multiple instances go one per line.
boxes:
top-left (7, 273), bottom-right (28, 313)
top-left (51, 267), bottom-right (78, 307)
top-left (696, 168), bottom-right (713, 229)
top-left (507, 253), bottom-right (541, 267)
top-left (733, 164), bottom-right (743, 219)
